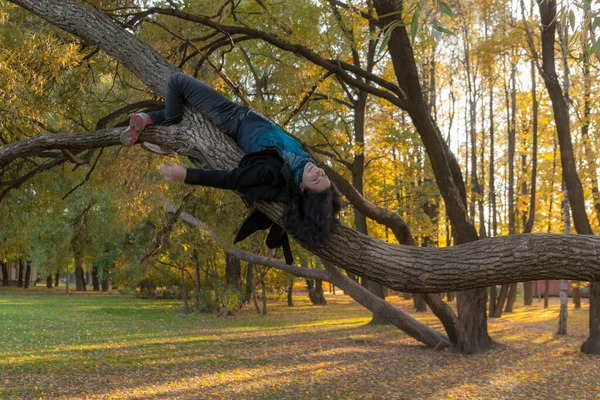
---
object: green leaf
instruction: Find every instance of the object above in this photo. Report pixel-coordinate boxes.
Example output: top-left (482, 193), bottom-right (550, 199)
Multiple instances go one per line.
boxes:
top-left (569, 10), bottom-right (575, 31)
top-left (438, 0), bottom-right (454, 17)
top-left (590, 39), bottom-right (600, 62)
top-left (411, 6), bottom-right (421, 40)
top-left (433, 21), bottom-right (455, 36)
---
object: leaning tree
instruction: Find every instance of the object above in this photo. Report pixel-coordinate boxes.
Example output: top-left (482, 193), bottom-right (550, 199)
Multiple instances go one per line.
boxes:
top-left (3, 0), bottom-right (600, 354)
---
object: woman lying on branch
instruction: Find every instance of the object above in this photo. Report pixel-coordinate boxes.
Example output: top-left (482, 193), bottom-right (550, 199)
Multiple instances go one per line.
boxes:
top-left (120, 72), bottom-right (342, 264)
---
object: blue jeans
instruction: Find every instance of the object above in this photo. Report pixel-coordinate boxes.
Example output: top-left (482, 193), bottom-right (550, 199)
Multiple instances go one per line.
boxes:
top-left (147, 72), bottom-right (250, 144)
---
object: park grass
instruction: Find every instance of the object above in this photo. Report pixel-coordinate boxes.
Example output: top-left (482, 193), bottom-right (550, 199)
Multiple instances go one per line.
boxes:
top-left (0, 288), bottom-right (599, 399)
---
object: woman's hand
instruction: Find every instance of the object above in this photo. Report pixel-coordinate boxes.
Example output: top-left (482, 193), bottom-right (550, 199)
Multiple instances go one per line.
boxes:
top-left (160, 163), bottom-right (187, 182)
top-left (265, 247), bottom-right (276, 261)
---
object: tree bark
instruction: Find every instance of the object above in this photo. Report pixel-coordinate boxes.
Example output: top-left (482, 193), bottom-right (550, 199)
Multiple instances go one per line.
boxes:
top-left (17, 259), bottom-right (24, 288)
top-left (504, 283), bottom-right (518, 313)
top-left (287, 280), bottom-right (294, 307)
top-left (46, 275), bottom-right (53, 289)
top-left (1, 261), bottom-right (9, 287)
top-left (225, 253), bottom-right (241, 291)
top-left (23, 260), bottom-right (31, 289)
top-left (582, 283), bottom-right (600, 353)
top-left (54, 271), bottom-right (59, 287)
top-left (573, 282), bottom-right (581, 309)
top-left (91, 265), bottom-right (100, 291)
top-left (492, 285), bottom-right (510, 318)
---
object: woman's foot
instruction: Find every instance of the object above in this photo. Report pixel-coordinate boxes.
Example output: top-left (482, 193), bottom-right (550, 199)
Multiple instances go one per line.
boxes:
top-left (120, 113), bottom-right (152, 146)
top-left (140, 142), bottom-right (177, 157)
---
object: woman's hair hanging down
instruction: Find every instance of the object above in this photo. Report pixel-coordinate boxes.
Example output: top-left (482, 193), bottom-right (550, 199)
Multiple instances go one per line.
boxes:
top-left (282, 183), bottom-right (343, 249)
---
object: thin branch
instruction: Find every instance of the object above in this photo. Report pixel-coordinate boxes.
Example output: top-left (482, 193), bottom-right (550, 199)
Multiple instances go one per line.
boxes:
top-left (62, 148), bottom-right (104, 200)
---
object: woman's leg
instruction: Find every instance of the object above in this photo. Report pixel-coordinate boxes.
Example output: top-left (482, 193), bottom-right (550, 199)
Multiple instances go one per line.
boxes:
top-left (147, 72), bottom-right (248, 140)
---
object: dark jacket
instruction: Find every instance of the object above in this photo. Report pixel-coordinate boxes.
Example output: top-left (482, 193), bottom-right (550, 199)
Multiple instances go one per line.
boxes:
top-left (184, 149), bottom-right (296, 264)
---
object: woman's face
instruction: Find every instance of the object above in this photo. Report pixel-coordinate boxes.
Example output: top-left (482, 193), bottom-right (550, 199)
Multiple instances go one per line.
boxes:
top-left (301, 162), bottom-right (331, 192)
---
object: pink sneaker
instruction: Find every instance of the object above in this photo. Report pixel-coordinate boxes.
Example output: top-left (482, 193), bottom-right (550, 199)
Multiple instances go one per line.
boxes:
top-left (120, 113), bottom-right (151, 146)
top-left (140, 142), bottom-right (177, 157)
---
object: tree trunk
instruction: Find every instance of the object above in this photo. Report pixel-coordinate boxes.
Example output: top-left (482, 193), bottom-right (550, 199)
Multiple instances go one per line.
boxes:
top-left (373, 0), bottom-right (490, 353)
top-left (251, 273), bottom-right (261, 314)
top-left (492, 285), bottom-right (510, 318)
top-left (17, 258), bottom-right (24, 288)
top-left (522, 38), bottom-right (539, 307)
top-left (287, 280), bottom-right (294, 307)
top-left (581, 283), bottom-right (600, 353)
top-left (91, 265), bottom-right (100, 291)
top-left (558, 279), bottom-right (568, 335)
top-left (54, 271), bottom-right (59, 287)
top-left (488, 286), bottom-right (497, 317)
top-left (306, 279), bottom-right (327, 305)
top-left (504, 283), bottom-right (518, 313)
top-left (46, 275), bottom-right (53, 289)
top-left (1, 261), bottom-right (9, 287)
top-left (23, 260), bottom-right (31, 289)
top-left (225, 253), bottom-right (241, 291)
top-left (573, 282), bottom-right (581, 309)
top-left (413, 295), bottom-right (427, 312)
top-left (180, 266), bottom-right (189, 313)
top-left (544, 280), bottom-right (550, 309)
top-left (244, 262), bottom-right (254, 304)
top-left (537, 0), bottom-right (598, 353)
top-left (352, 90), bottom-right (388, 325)
top-left (261, 279), bottom-right (267, 315)
top-left (101, 279), bottom-right (109, 292)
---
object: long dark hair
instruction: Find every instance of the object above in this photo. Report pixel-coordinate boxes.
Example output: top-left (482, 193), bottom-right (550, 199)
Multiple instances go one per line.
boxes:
top-left (282, 183), bottom-right (342, 248)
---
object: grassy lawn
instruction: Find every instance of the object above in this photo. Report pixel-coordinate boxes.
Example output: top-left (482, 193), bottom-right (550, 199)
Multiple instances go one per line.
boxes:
top-left (0, 288), bottom-right (599, 400)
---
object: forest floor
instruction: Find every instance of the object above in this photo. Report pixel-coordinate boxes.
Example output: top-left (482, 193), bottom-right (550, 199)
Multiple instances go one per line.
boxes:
top-left (0, 287), bottom-right (599, 399)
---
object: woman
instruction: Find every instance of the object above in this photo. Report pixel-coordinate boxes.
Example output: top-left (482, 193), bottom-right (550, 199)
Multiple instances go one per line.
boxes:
top-left (121, 72), bottom-right (341, 263)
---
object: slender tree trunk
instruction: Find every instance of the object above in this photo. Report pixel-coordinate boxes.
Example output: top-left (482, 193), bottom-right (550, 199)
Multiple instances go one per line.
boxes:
top-left (488, 286), bottom-right (497, 317)
top-left (251, 271), bottom-right (261, 314)
top-left (244, 262), bottom-right (254, 304)
top-left (180, 266), bottom-right (189, 313)
top-left (492, 285), bottom-right (510, 318)
top-left (558, 279), bottom-right (569, 334)
top-left (1, 261), bottom-right (9, 287)
top-left (573, 282), bottom-right (581, 309)
top-left (582, 283), bottom-right (600, 353)
top-left (523, 45), bottom-right (539, 306)
top-left (261, 279), bottom-right (267, 315)
top-left (287, 280), bottom-right (294, 307)
top-left (225, 253), bottom-right (241, 291)
top-left (544, 280), bottom-right (550, 309)
top-left (46, 275), bottom-right (53, 289)
top-left (17, 258), bottom-right (24, 288)
top-left (23, 260), bottom-right (31, 289)
top-left (413, 295), bottom-right (427, 312)
top-left (91, 265), bottom-right (100, 291)
top-left (504, 283), bottom-right (518, 313)
top-left (193, 250), bottom-right (200, 310)
top-left (54, 271), bottom-right (59, 287)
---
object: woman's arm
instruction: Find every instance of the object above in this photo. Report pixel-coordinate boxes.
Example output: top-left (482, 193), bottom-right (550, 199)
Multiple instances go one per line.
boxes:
top-left (159, 163), bottom-right (274, 190)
